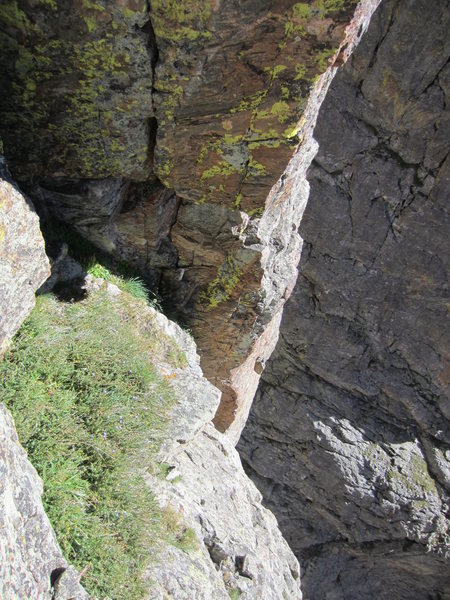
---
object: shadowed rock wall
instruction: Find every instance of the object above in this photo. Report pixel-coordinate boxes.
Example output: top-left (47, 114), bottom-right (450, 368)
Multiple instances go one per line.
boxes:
top-left (238, 0), bottom-right (450, 597)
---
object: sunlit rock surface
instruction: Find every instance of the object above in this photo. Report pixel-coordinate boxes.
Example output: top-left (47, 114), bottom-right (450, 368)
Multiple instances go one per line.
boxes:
top-left (0, 403), bottom-right (88, 600)
top-left (0, 154), bottom-right (49, 354)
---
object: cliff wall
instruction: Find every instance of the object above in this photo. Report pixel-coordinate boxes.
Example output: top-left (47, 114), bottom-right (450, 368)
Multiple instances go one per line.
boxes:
top-left (0, 0), bottom-right (449, 598)
top-left (238, 1), bottom-right (450, 597)
top-left (0, 0), bottom-right (377, 438)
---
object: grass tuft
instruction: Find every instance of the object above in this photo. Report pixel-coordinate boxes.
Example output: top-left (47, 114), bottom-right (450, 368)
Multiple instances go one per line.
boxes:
top-left (42, 219), bottom-right (162, 307)
top-left (86, 258), bottom-right (150, 302)
top-left (0, 288), bottom-right (181, 599)
top-left (161, 505), bottom-right (200, 553)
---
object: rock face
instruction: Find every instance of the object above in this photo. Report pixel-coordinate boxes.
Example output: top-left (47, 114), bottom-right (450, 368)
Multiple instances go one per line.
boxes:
top-left (239, 0), bottom-right (450, 597)
top-left (148, 423), bottom-right (302, 600)
top-left (0, 155), bottom-right (50, 354)
top-left (0, 403), bottom-right (88, 600)
top-left (1, 1), bottom-right (449, 597)
top-left (0, 0), bottom-right (372, 437)
top-left (143, 294), bottom-right (302, 599)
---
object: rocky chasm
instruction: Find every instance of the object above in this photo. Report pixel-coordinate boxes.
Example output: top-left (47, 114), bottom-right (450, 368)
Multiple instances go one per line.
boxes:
top-left (239, 1), bottom-right (450, 597)
top-left (0, 0), bottom-right (449, 599)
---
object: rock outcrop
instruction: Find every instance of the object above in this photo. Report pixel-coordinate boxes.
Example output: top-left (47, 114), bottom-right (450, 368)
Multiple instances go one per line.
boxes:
top-left (0, 0), bottom-right (378, 437)
top-left (0, 154), bottom-right (50, 353)
top-left (1, 0), bottom-right (449, 598)
top-left (148, 424), bottom-right (302, 600)
top-left (142, 288), bottom-right (301, 599)
top-left (239, 0), bottom-right (450, 597)
top-left (0, 402), bottom-right (88, 600)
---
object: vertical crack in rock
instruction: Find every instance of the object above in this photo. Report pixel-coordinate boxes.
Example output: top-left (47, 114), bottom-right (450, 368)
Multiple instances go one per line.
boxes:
top-left (140, 4), bottom-right (159, 172)
top-left (238, 0), bottom-right (450, 597)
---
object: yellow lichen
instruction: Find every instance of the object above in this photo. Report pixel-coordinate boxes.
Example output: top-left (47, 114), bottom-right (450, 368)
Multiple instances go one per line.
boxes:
top-left (199, 255), bottom-right (243, 309)
top-left (200, 161), bottom-right (237, 181)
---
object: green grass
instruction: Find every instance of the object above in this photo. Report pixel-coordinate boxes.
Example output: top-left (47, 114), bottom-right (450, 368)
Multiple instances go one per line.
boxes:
top-left (42, 218), bottom-right (161, 306)
top-left (86, 258), bottom-right (150, 302)
top-left (0, 288), bottom-right (185, 598)
top-left (160, 505), bottom-right (199, 553)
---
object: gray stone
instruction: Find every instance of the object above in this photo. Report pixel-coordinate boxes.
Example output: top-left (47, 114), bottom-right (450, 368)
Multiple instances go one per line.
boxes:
top-left (139, 291), bottom-right (301, 598)
top-left (146, 543), bottom-right (230, 600)
top-left (239, 0), bottom-right (450, 598)
top-left (80, 271), bottom-right (301, 599)
top-left (0, 157), bottom-right (50, 354)
top-left (148, 424), bottom-right (302, 600)
top-left (146, 298), bottom-right (223, 452)
top-left (0, 404), bottom-right (87, 600)
top-left (53, 566), bottom-right (89, 600)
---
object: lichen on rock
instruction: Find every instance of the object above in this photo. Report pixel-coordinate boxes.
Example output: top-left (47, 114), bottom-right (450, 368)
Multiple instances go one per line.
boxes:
top-left (0, 0), bottom-right (154, 180)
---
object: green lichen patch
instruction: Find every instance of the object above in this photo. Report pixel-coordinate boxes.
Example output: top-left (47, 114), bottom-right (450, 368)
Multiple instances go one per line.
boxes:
top-left (0, 1), bottom-right (153, 179)
top-left (0, 1), bottom-right (37, 33)
top-left (387, 453), bottom-right (438, 497)
top-left (151, 0), bottom-right (358, 199)
top-left (199, 255), bottom-right (243, 309)
top-left (248, 155), bottom-right (267, 176)
top-left (270, 101), bottom-right (291, 123)
top-left (200, 160), bottom-right (238, 181)
top-left (314, 0), bottom-right (359, 18)
top-left (293, 3), bottom-right (312, 18)
top-left (151, 0), bottom-right (212, 43)
top-left (40, 0), bottom-right (58, 10)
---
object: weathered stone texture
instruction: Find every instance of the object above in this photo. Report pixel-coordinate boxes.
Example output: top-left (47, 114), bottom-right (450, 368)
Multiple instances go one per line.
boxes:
top-left (0, 0), bottom-right (155, 181)
top-left (239, 0), bottom-right (450, 597)
top-left (0, 403), bottom-right (88, 600)
top-left (0, 156), bottom-right (50, 354)
top-left (150, 0), bottom-right (358, 209)
top-left (103, 279), bottom-right (303, 599)
top-left (147, 422), bottom-right (302, 599)
top-left (1, 260), bottom-right (300, 599)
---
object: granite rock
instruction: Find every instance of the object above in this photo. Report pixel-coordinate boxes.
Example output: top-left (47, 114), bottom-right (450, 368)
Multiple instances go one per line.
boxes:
top-left (0, 155), bottom-right (50, 354)
top-left (147, 424), bottom-right (302, 600)
top-left (80, 272), bottom-right (302, 598)
top-left (0, 403), bottom-right (88, 600)
top-left (239, 1), bottom-right (450, 597)
top-left (140, 287), bottom-right (301, 599)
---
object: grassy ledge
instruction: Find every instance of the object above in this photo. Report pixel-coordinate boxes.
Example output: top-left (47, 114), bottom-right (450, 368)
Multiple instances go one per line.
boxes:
top-left (0, 278), bottom-right (188, 598)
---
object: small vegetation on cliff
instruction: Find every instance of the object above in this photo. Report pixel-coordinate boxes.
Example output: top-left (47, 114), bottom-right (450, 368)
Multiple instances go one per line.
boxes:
top-left (86, 258), bottom-right (151, 302)
top-left (0, 283), bottom-right (186, 598)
